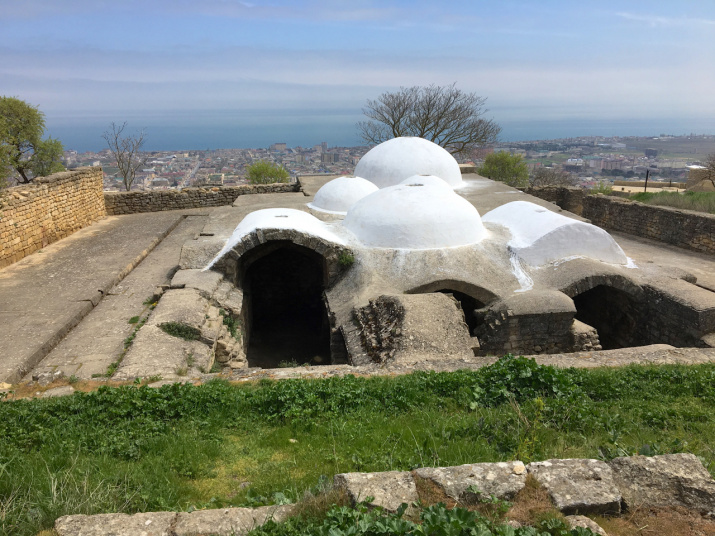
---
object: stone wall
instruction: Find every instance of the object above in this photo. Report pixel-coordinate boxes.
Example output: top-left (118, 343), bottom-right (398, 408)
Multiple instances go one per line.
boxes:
top-left (583, 195), bottom-right (715, 255)
top-left (104, 183), bottom-right (299, 215)
top-left (525, 186), bottom-right (587, 216)
top-left (0, 168), bottom-right (105, 269)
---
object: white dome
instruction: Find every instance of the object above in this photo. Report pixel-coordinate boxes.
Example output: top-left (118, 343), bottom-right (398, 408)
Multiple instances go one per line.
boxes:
top-left (482, 201), bottom-right (628, 266)
top-left (354, 137), bottom-right (463, 189)
top-left (343, 183), bottom-right (485, 249)
top-left (399, 174), bottom-right (454, 191)
top-left (308, 176), bottom-right (378, 214)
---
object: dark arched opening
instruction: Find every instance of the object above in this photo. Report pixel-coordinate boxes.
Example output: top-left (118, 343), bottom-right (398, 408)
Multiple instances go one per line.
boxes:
top-left (244, 244), bottom-right (331, 368)
top-left (406, 280), bottom-right (496, 336)
top-left (572, 285), bottom-right (645, 350)
top-left (435, 289), bottom-right (486, 335)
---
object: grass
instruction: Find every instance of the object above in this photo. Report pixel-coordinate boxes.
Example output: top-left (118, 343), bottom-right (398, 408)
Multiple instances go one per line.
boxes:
top-left (2, 357), bottom-right (715, 535)
top-left (158, 322), bottom-right (200, 341)
top-left (630, 190), bottom-right (715, 214)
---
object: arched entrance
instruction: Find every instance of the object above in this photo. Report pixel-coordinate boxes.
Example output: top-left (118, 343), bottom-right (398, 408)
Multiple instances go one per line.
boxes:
top-left (407, 280), bottom-right (496, 336)
top-left (243, 243), bottom-right (331, 368)
top-left (572, 285), bottom-right (645, 349)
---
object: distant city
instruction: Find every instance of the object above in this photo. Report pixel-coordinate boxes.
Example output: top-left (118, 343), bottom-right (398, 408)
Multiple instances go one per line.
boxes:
top-left (61, 134), bottom-right (715, 193)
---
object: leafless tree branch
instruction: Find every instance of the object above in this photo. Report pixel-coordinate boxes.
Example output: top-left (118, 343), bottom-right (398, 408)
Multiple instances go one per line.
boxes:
top-left (102, 122), bottom-right (147, 191)
top-left (357, 83), bottom-right (500, 157)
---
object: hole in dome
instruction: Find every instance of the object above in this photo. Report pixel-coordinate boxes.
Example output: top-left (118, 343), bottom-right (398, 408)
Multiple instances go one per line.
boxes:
top-left (274, 215), bottom-right (288, 218)
top-left (243, 244), bottom-right (331, 368)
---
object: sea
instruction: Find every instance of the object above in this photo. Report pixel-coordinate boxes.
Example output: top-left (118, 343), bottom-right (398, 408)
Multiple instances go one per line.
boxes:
top-left (44, 109), bottom-right (715, 153)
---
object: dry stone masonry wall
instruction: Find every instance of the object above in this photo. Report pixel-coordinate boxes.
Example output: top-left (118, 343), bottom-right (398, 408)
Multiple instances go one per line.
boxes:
top-left (583, 195), bottom-right (715, 255)
top-left (0, 168), bottom-right (105, 269)
top-left (104, 183), bottom-right (299, 215)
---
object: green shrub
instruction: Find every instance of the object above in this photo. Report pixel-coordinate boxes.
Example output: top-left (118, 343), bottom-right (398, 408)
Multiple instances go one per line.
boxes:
top-left (338, 251), bottom-right (355, 268)
top-left (247, 160), bottom-right (290, 184)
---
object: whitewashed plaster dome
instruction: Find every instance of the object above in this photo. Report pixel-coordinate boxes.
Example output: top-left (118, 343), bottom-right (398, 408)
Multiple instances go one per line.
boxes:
top-left (343, 183), bottom-right (485, 249)
top-left (308, 176), bottom-right (378, 214)
top-left (354, 137), bottom-right (463, 189)
top-left (399, 174), bottom-right (454, 191)
top-left (482, 201), bottom-right (628, 266)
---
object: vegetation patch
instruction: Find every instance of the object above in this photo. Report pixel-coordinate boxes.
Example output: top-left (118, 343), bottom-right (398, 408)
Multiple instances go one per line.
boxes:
top-left (2, 357), bottom-right (715, 535)
top-left (158, 321), bottom-right (200, 341)
top-left (219, 309), bottom-right (241, 340)
top-left (630, 190), bottom-right (715, 214)
top-left (338, 251), bottom-right (355, 268)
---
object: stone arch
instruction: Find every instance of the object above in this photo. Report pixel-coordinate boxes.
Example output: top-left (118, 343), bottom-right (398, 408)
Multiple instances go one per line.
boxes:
top-left (559, 274), bottom-right (643, 300)
top-left (406, 279), bottom-right (498, 305)
top-left (406, 279), bottom-right (498, 336)
top-left (211, 228), bottom-right (353, 288)
top-left (561, 275), bottom-right (648, 350)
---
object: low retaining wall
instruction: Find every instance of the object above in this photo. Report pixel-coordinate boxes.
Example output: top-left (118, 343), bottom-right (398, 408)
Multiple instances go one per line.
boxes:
top-left (104, 183), bottom-right (300, 215)
top-left (0, 168), bottom-right (105, 269)
top-left (583, 195), bottom-right (715, 255)
top-left (54, 453), bottom-right (715, 536)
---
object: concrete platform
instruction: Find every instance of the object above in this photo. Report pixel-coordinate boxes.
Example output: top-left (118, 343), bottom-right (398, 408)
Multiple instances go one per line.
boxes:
top-left (0, 209), bottom-right (209, 383)
top-left (2, 178), bottom-right (715, 386)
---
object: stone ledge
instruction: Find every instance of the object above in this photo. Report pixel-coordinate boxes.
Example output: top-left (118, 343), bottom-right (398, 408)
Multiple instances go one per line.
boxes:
top-left (54, 454), bottom-right (715, 536)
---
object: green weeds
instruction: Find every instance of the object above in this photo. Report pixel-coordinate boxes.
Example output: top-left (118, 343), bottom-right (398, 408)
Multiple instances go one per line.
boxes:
top-left (159, 322), bottom-right (200, 341)
top-left (338, 251), bottom-right (355, 268)
top-left (219, 309), bottom-right (241, 340)
top-left (2, 358), bottom-right (715, 535)
top-left (248, 501), bottom-right (594, 536)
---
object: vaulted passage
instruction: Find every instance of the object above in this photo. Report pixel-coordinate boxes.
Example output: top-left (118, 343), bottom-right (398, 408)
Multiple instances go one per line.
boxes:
top-left (435, 289), bottom-right (486, 335)
top-left (244, 245), bottom-right (331, 368)
top-left (573, 285), bottom-right (645, 350)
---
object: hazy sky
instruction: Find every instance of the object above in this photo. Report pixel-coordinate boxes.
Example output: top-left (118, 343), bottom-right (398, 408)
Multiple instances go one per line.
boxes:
top-left (1, 0), bottom-right (714, 148)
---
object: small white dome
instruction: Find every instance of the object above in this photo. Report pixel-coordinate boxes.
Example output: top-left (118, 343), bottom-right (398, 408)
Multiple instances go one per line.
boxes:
top-left (482, 201), bottom-right (627, 265)
top-left (343, 184), bottom-right (485, 249)
top-left (399, 174), bottom-right (454, 191)
top-left (354, 137), bottom-right (463, 189)
top-left (308, 176), bottom-right (378, 214)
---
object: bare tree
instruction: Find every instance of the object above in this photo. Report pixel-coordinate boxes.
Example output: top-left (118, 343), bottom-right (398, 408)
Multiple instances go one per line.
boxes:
top-left (103, 122), bottom-right (147, 191)
top-left (704, 153), bottom-right (715, 187)
top-left (529, 167), bottom-right (576, 188)
top-left (357, 83), bottom-right (501, 157)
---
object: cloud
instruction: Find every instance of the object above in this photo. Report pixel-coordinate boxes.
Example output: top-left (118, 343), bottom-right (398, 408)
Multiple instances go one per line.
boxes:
top-left (616, 11), bottom-right (715, 27)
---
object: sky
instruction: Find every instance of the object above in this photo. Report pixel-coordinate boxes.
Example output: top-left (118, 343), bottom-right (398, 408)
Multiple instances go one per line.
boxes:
top-left (1, 0), bottom-right (715, 150)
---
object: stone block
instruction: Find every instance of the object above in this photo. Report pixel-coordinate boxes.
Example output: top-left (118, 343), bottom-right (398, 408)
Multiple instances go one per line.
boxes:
top-left (609, 453), bottom-right (715, 514)
top-left (414, 461), bottom-right (526, 502)
top-left (55, 511), bottom-right (176, 536)
top-left (170, 269), bottom-right (224, 298)
top-left (173, 505), bottom-right (292, 536)
top-left (334, 471), bottom-right (419, 512)
top-left (565, 515), bottom-right (608, 536)
top-left (527, 459), bottom-right (621, 515)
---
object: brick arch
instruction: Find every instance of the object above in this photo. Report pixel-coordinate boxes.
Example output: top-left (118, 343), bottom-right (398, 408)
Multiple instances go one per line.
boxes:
top-left (559, 273), bottom-right (643, 300)
top-left (405, 279), bottom-right (499, 306)
top-left (211, 229), bottom-right (354, 288)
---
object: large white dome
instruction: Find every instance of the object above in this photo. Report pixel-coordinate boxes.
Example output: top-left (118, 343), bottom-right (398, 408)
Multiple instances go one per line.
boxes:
top-left (399, 174), bottom-right (453, 191)
top-left (308, 176), bottom-right (378, 214)
top-left (343, 183), bottom-right (485, 249)
top-left (354, 137), bottom-right (463, 189)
